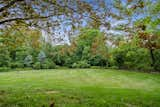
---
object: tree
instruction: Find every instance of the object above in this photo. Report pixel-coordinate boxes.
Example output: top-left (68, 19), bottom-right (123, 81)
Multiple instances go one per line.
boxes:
top-left (110, 0), bottom-right (160, 71)
top-left (0, 25), bottom-right (42, 62)
top-left (72, 29), bottom-right (108, 66)
top-left (112, 39), bottom-right (151, 70)
top-left (137, 31), bottom-right (160, 69)
top-left (133, 1), bottom-right (160, 70)
top-left (0, 0), bottom-right (106, 31)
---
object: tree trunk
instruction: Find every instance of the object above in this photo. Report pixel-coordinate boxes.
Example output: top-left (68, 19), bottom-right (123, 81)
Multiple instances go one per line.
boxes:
top-left (150, 49), bottom-right (155, 68)
top-left (10, 51), bottom-right (16, 61)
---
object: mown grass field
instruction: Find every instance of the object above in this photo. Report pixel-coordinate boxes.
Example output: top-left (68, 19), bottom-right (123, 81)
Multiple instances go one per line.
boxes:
top-left (0, 69), bottom-right (160, 107)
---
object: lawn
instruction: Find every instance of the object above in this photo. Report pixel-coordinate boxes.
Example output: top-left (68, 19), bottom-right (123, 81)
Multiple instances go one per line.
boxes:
top-left (0, 69), bottom-right (160, 107)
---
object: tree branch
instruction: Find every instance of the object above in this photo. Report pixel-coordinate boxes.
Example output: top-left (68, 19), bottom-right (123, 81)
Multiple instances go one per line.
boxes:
top-left (0, 15), bottom-right (54, 25)
top-left (0, 0), bottom-right (23, 13)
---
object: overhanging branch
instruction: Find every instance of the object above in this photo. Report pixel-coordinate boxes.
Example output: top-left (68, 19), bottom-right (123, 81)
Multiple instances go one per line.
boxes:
top-left (0, 15), bottom-right (54, 25)
top-left (0, 0), bottom-right (23, 13)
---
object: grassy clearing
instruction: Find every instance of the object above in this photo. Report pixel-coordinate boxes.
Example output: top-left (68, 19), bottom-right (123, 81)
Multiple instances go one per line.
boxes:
top-left (0, 69), bottom-right (160, 107)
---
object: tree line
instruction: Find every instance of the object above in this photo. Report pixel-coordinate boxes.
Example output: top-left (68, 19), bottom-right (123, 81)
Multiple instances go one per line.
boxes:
top-left (0, 26), bottom-right (160, 72)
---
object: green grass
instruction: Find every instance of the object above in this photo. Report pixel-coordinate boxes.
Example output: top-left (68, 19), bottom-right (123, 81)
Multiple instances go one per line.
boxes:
top-left (0, 69), bottom-right (160, 107)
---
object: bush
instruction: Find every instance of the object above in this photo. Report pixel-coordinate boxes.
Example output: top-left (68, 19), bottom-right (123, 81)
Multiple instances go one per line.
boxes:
top-left (42, 60), bottom-right (56, 69)
top-left (33, 62), bottom-right (41, 69)
top-left (72, 63), bottom-right (78, 68)
top-left (64, 58), bottom-right (74, 68)
top-left (0, 67), bottom-right (10, 72)
top-left (10, 62), bottom-right (24, 68)
top-left (113, 51), bottom-right (125, 69)
top-left (89, 55), bottom-right (108, 66)
top-left (48, 61), bottom-right (56, 69)
top-left (33, 60), bottom-right (56, 69)
top-left (136, 64), bottom-right (153, 71)
top-left (72, 61), bottom-right (90, 68)
top-left (41, 63), bottom-right (49, 69)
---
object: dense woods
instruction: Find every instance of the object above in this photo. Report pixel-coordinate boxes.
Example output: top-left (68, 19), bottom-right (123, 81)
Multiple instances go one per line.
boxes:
top-left (0, 27), bottom-right (160, 71)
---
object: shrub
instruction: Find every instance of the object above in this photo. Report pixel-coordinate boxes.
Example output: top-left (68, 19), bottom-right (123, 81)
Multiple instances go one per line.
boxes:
top-left (136, 64), bottom-right (153, 71)
top-left (79, 61), bottom-right (90, 68)
top-left (72, 61), bottom-right (90, 68)
top-left (41, 60), bottom-right (56, 69)
top-left (48, 61), bottom-right (56, 69)
top-left (64, 58), bottom-right (74, 68)
top-left (89, 55), bottom-right (108, 66)
top-left (72, 63), bottom-right (78, 68)
top-left (113, 51), bottom-right (125, 69)
top-left (33, 59), bottom-right (56, 69)
top-left (41, 63), bottom-right (49, 69)
top-left (11, 62), bottom-right (24, 68)
top-left (33, 62), bottom-right (41, 69)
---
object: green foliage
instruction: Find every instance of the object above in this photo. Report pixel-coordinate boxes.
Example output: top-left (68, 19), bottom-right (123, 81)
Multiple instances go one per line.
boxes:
top-left (113, 50), bottom-right (125, 69)
top-left (72, 60), bottom-right (90, 68)
top-left (41, 63), bottom-right (49, 69)
top-left (10, 62), bottom-right (24, 68)
top-left (76, 29), bottom-right (102, 46)
top-left (47, 45), bottom-right (66, 66)
top-left (42, 60), bottom-right (56, 69)
top-left (33, 60), bottom-right (56, 69)
top-left (0, 48), bottom-right (11, 67)
top-left (0, 25), bottom-right (159, 72)
top-left (112, 42), bottom-right (151, 70)
top-left (0, 27), bottom-right (42, 69)
top-left (70, 29), bottom-right (108, 67)
top-left (89, 55), bottom-right (108, 66)
top-left (33, 62), bottom-right (41, 69)
top-left (15, 48), bottom-right (28, 62)
top-left (64, 57), bottom-right (74, 68)
top-left (81, 46), bottom-right (91, 60)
